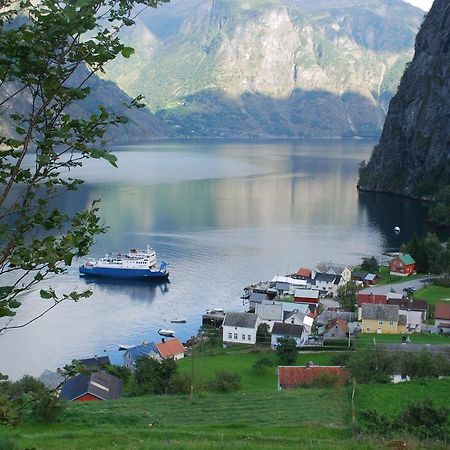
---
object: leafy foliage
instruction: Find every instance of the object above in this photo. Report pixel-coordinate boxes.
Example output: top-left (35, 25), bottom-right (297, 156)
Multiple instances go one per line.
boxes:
top-left (360, 256), bottom-right (379, 274)
top-left (207, 371), bottom-right (241, 393)
top-left (337, 282), bottom-right (358, 312)
top-left (256, 323), bottom-right (271, 345)
top-left (346, 347), bottom-right (395, 384)
top-left (132, 357), bottom-right (177, 395)
top-left (276, 337), bottom-right (298, 366)
top-left (0, 0), bottom-right (169, 331)
top-left (251, 357), bottom-right (273, 375)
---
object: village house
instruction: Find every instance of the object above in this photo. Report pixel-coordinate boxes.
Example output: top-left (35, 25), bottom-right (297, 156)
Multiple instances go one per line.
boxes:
top-left (282, 309), bottom-right (305, 326)
top-left (255, 302), bottom-right (283, 331)
top-left (277, 366), bottom-right (349, 389)
top-left (313, 262), bottom-right (352, 283)
top-left (357, 293), bottom-right (388, 320)
top-left (123, 342), bottom-right (160, 371)
top-left (312, 273), bottom-right (342, 297)
top-left (351, 271), bottom-right (379, 286)
top-left (223, 312), bottom-right (260, 345)
top-left (322, 319), bottom-right (349, 341)
top-left (361, 304), bottom-right (406, 334)
top-left (271, 322), bottom-right (307, 349)
top-left (59, 371), bottom-right (123, 402)
top-left (296, 268), bottom-right (312, 280)
top-left (156, 338), bottom-right (185, 360)
top-left (389, 253), bottom-right (416, 277)
top-left (388, 298), bottom-right (428, 332)
top-left (294, 288), bottom-right (320, 304)
top-left (435, 304), bottom-right (450, 333)
top-left (316, 309), bottom-right (357, 326)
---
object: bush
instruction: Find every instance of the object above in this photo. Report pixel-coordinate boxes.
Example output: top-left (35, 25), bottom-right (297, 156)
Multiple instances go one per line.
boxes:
top-left (207, 371), bottom-right (241, 393)
top-left (346, 348), bottom-right (394, 383)
top-left (276, 337), bottom-right (298, 366)
top-left (167, 373), bottom-right (191, 395)
top-left (30, 391), bottom-right (65, 423)
top-left (251, 357), bottom-right (273, 375)
top-left (0, 436), bottom-right (18, 450)
top-left (330, 352), bottom-right (351, 366)
top-left (104, 364), bottom-right (131, 383)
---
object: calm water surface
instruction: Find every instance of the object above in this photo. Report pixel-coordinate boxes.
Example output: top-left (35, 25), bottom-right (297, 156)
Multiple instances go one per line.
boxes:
top-left (0, 140), bottom-right (430, 378)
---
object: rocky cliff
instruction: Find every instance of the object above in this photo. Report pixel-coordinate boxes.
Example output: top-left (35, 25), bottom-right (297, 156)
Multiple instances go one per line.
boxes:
top-left (104, 0), bottom-right (423, 138)
top-left (358, 0), bottom-right (450, 200)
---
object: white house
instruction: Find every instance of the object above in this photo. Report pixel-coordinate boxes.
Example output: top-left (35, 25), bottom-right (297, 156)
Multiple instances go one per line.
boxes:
top-left (271, 322), bottom-right (307, 349)
top-left (313, 262), bottom-right (352, 283)
top-left (283, 309), bottom-right (305, 326)
top-left (223, 312), bottom-right (261, 345)
top-left (312, 273), bottom-right (342, 297)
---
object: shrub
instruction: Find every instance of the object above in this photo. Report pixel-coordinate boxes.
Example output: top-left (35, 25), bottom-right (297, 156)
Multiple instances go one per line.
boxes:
top-left (330, 352), bottom-right (351, 366)
top-left (346, 347), bottom-right (395, 383)
top-left (207, 371), bottom-right (241, 393)
top-left (104, 364), bottom-right (131, 383)
top-left (276, 337), bottom-right (298, 366)
top-left (359, 408), bottom-right (394, 435)
top-left (251, 357), bottom-right (273, 375)
top-left (167, 373), bottom-right (191, 395)
top-left (30, 391), bottom-right (66, 423)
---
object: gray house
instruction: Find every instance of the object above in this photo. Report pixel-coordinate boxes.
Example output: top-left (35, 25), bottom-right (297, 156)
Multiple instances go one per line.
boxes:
top-left (255, 302), bottom-right (283, 331)
top-left (271, 322), bottom-right (306, 349)
top-left (322, 319), bottom-right (349, 341)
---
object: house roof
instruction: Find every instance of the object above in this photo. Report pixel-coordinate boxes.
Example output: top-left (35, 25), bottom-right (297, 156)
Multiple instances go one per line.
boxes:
top-left (357, 293), bottom-right (388, 306)
top-left (398, 253), bottom-right (415, 265)
top-left (314, 272), bottom-right (337, 283)
top-left (365, 273), bottom-right (378, 281)
top-left (223, 312), bottom-right (259, 328)
top-left (271, 322), bottom-right (304, 338)
top-left (315, 262), bottom-right (350, 274)
top-left (362, 304), bottom-right (399, 321)
top-left (60, 371), bottom-right (123, 401)
top-left (352, 271), bottom-right (369, 279)
top-left (275, 281), bottom-right (291, 291)
top-left (249, 292), bottom-right (269, 304)
top-left (435, 304), bottom-right (450, 320)
top-left (325, 319), bottom-right (349, 333)
top-left (317, 310), bottom-right (356, 325)
top-left (256, 302), bottom-right (283, 321)
top-left (294, 289), bottom-right (319, 300)
top-left (283, 309), bottom-right (303, 322)
top-left (38, 370), bottom-right (65, 390)
top-left (388, 298), bottom-right (428, 311)
top-left (278, 366), bottom-right (348, 388)
top-left (125, 343), bottom-right (159, 362)
top-left (156, 338), bottom-right (185, 358)
top-left (74, 356), bottom-right (110, 369)
top-left (297, 268), bottom-right (312, 277)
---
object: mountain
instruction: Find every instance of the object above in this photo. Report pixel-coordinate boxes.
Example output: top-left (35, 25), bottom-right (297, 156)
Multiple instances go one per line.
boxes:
top-left (104, 0), bottom-right (424, 138)
top-left (358, 0), bottom-right (450, 204)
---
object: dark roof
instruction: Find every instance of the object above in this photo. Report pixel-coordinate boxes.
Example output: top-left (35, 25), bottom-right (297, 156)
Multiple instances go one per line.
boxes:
top-left (60, 371), bottom-right (123, 401)
top-left (435, 304), bottom-right (450, 320)
top-left (362, 304), bottom-right (399, 321)
top-left (352, 271), bottom-right (369, 279)
top-left (38, 370), bottom-right (65, 390)
top-left (223, 312), bottom-right (259, 328)
top-left (283, 310), bottom-right (303, 321)
top-left (125, 343), bottom-right (159, 362)
top-left (333, 275), bottom-right (342, 285)
top-left (249, 292), bottom-right (269, 304)
top-left (314, 273), bottom-right (337, 283)
top-left (271, 322), bottom-right (304, 338)
top-left (388, 298), bottom-right (428, 311)
top-left (74, 356), bottom-right (110, 369)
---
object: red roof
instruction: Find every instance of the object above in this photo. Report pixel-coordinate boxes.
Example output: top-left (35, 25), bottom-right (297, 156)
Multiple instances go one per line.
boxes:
top-left (325, 318), bottom-right (349, 333)
top-left (435, 304), bottom-right (450, 320)
top-left (297, 268), bottom-right (312, 277)
top-left (278, 366), bottom-right (348, 389)
top-left (156, 338), bottom-right (185, 358)
top-left (357, 293), bottom-right (387, 306)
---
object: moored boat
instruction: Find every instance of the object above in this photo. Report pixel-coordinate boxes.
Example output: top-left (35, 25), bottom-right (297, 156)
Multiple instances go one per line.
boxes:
top-left (158, 329), bottom-right (175, 337)
top-left (170, 319), bottom-right (187, 323)
top-left (79, 246), bottom-right (169, 280)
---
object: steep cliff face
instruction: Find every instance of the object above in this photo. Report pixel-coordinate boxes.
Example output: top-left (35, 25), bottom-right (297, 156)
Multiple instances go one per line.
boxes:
top-left (104, 0), bottom-right (423, 138)
top-left (358, 0), bottom-right (450, 199)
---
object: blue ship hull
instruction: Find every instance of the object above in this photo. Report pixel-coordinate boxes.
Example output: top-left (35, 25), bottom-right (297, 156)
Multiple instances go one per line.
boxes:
top-left (79, 266), bottom-right (169, 281)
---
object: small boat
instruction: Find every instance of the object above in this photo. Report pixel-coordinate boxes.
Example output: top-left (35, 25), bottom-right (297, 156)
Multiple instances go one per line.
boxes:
top-left (118, 344), bottom-right (133, 351)
top-left (79, 246), bottom-right (169, 280)
top-left (170, 319), bottom-right (187, 323)
top-left (158, 329), bottom-right (175, 337)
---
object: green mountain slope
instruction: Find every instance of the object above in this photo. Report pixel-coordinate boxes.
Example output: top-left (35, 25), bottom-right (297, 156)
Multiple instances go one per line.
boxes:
top-left (104, 0), bottom-right (424, 138)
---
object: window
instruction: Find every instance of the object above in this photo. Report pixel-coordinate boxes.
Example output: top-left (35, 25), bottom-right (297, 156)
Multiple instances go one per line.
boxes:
top-left (366, 328), bottom-right (371, 332)
top-left (234, 333), bottom-right (238, 339)
top-left (389, 321), bottom-right (394, 326)
top-left (228, 333), bottom-right (232, 339)
top-left (248, 335), bottom-right (251, 340)
top-left (242, 334), bottom-right (246, 340)
top-left (378, 321), bottom-right (383, 325)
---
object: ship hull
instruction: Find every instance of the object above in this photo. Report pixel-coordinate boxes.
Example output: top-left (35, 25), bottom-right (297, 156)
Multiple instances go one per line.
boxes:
top-left (79, 266), bottom-right (169, 280)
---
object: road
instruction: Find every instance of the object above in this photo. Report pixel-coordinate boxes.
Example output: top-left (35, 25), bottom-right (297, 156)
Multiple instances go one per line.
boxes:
top-left (359, 277), bottom-right (435, 295)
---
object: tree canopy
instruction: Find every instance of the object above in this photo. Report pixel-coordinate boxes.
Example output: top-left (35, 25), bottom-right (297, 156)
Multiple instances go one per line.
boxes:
top-left (0, 0), bottom-right (169, 334)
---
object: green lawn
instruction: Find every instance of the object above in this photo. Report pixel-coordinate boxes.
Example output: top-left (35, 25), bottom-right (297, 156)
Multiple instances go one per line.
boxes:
top-left (355, 333), bottom-right (450, 348)
top-left (177, 349), bottom-right (336, 391)
top-left (415, 285), bottom-right (450, 305)
top-left (377, 266), bottom-right (427, 285)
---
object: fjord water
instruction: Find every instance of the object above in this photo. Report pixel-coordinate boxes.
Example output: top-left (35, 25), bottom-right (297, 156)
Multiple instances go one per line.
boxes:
top-left (0, 140), bottom-right (429, 378)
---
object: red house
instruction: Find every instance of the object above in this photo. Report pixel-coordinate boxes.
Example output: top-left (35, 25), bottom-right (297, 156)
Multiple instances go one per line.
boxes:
top-left (296, 268), bottom-right (312, 279)
top-left (389, 253), bottom-right (416, 277)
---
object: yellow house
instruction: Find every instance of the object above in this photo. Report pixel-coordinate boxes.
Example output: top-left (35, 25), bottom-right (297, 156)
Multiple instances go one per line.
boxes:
top-left (361, 304), bottom-right (406, 334)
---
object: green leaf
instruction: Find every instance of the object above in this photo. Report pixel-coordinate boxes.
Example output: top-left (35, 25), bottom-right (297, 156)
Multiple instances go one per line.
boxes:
top-left (121, 46), bottom-right (135, 58)
top-left (40, 289), bottom-right (55, 300)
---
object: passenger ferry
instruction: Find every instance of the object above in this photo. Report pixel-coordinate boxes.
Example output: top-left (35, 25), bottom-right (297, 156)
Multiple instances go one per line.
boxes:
top-left (79, 246), bottom-right (169, 280)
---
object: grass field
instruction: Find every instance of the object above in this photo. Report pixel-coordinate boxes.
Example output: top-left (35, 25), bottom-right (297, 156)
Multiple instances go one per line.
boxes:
top-left (355, 333), bottom-right (450, 348)
top-left (176, 349), bottom-right (336, 391)
top-left (415, 285), bottom-right (450, 305)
